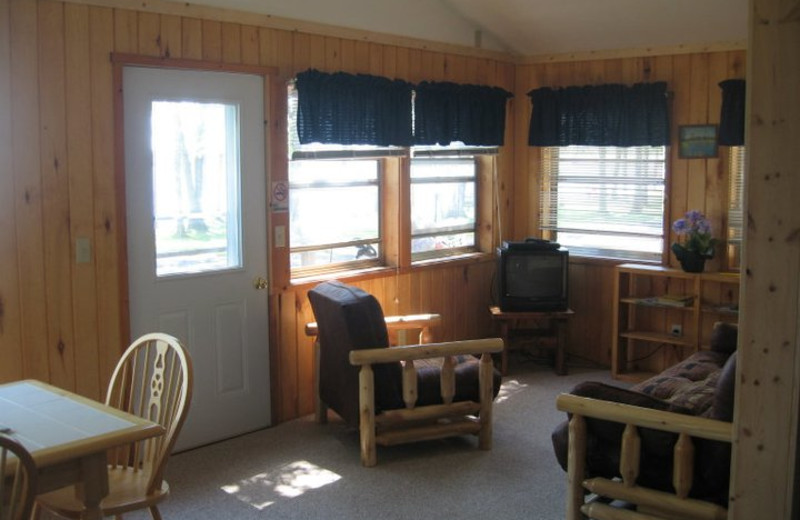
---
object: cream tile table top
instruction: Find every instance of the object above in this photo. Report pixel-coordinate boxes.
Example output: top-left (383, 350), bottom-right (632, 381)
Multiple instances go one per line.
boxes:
top-left (0, 379), bottom-right (164, 519)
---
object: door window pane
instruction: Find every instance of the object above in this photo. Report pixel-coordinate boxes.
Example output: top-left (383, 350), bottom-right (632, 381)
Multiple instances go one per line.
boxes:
top-left (151, 101), bottom-right (242, 277)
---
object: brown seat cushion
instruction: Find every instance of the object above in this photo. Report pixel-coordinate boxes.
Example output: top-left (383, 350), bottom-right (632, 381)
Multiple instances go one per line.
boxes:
top-left (414, 356), bottom-right (502, 406)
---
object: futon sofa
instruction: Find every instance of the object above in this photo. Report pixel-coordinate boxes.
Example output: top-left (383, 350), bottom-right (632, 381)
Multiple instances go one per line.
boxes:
top-left (552, 322), bottom-right (738, 519)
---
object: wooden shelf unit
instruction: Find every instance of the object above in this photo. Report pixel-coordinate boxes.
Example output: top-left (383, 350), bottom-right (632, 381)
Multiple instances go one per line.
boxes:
top-left (612, 263), bottom-right (739, 381)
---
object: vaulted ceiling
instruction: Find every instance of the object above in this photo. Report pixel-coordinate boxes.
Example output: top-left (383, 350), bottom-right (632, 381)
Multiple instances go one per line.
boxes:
top-left (188, 0), bottom-right (748, 56)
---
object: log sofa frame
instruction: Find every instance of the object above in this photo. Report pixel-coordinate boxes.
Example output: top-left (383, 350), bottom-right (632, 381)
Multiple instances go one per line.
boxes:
top-left (556, 393), bottom-right (733, 520)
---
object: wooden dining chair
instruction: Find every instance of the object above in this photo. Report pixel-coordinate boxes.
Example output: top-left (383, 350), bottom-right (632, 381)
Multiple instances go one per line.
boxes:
top-left (0, 434), bottom-right (37, 520)
top-left (33, 332), bottom-right (193, 520)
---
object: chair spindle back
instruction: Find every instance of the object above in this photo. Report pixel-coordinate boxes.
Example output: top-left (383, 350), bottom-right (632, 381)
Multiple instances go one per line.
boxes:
top-left (104, 333), bottom-right (193, 494)
top-left (0, 434), bottom-right (37, 520)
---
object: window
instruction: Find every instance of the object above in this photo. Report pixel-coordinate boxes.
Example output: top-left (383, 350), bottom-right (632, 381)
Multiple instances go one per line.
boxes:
top-left (410, 155), bottom-right (477, 260)
top-left (540, 146), bottom-right (667, 261)
top-left (288, 85), bottom-right (397, 275)
top-left (150, 100), bottom-right (242, 277)
top-left (286, 83), bottom-right (498, 278)
top-left (726, 146), bottom-right (745, 270)
top-left (289, 159), bottom-right (382, 273)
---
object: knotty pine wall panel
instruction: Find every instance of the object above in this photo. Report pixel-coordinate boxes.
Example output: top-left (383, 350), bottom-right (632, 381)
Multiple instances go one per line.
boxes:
top-left (1, 1), bottom-right (513, 424)
top-left (513, 50), bottom-right (746, 368)
top-left (1, 0), bottom-right (743, 422)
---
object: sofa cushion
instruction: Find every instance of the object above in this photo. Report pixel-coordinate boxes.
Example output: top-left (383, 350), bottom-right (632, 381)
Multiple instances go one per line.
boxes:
top-left (709, 321), bottom-right (738, 355)
top-left (709, 351), bottom-right (737, 421)
top-left (631, 351), bottom-right (729, 417)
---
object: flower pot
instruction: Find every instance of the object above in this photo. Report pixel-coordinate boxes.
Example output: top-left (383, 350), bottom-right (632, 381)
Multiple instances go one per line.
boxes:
top-left (671, 243), bottom-right (707, 273)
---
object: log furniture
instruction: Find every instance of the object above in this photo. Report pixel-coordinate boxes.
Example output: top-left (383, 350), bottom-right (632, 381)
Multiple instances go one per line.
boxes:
top-left (33, 333), bottom-right (193, 520)
top-left (305, 312), bottom-right (442, 423)
top-left (552, 322), bottom-right (738, 520)
top-left (307, 280), bottom-right (504, 467)
top-left (489, 305), bottom-right (573, 375)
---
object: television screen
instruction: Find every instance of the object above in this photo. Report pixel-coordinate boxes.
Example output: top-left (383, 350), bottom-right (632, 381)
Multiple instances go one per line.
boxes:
top-left (505, 254), bottom-right (564, 299)
top-left (497, 244), bottom-right (569, 311)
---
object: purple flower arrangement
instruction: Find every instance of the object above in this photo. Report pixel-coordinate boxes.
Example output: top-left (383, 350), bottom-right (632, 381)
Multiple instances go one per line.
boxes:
top-left (672, 210), bottom-right (716, 258)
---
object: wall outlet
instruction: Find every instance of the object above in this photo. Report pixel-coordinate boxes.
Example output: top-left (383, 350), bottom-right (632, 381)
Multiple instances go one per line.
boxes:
top-left (670, 324), bottom-right (683, 337)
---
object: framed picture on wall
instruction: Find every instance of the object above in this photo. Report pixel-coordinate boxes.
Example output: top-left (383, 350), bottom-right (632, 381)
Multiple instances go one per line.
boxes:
top-left (678, 125), bottom-right (718, 159)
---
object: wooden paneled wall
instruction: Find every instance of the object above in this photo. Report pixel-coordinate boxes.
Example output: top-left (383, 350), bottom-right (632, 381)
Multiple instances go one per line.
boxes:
top-left (512, 50), bottom-right (747, 369)
top-left (0, 0), bottom-right (749, 425)
top-left (0, 0), bottom-right (515, 423)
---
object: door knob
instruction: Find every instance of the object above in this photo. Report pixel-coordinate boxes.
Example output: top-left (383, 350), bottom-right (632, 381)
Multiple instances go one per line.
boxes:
top-left (254, 276), bottom-right (268, 290)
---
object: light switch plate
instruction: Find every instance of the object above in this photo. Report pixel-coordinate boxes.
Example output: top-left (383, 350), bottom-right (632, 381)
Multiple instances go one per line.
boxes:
top-left (274, 225), bottom-right (286, 248)
top-left (76, 237), bottom-right (92, 264)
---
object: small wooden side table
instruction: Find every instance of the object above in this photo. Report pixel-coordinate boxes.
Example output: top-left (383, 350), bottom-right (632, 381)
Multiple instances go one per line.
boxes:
top-left (489, 306), bottom-right (574, 376)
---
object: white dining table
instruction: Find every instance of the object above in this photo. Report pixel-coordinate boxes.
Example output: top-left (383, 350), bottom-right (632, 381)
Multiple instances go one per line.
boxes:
top-left (0, 379), bottom-right (164, 520)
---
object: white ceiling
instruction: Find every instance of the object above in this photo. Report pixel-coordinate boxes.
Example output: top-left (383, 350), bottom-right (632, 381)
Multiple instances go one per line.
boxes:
top-left (190, 0), bottom-right (748, 56)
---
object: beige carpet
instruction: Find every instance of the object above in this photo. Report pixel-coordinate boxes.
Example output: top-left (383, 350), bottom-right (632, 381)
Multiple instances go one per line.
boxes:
top-left (117, 357), bottom-right (617, 520)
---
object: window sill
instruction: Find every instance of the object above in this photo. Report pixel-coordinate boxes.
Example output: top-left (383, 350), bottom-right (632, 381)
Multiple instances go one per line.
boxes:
top-left (290, 265), bottom-right (396, 290)
top-left (289, 251), bottom-right (495, 291)
top-left (410, 251), bottom-right (494, 271)
top-left (568, 254), bottom-right (662, 268)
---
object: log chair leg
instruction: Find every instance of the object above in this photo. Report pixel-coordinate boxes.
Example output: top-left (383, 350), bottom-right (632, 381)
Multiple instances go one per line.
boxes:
top-left (358, 365), bottom-right (377, 467)
top-left (314, 339), bottom-right (328, 424)
top-left (478, 352), bottom-right (494, 450)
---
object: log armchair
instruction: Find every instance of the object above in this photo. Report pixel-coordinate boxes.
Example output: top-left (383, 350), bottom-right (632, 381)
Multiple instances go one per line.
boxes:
top-left (307, 280), bottom-right (504, 466)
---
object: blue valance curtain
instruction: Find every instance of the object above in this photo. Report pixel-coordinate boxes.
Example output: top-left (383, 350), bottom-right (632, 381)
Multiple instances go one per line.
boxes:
top-left (413, 82), bottom-right (513, 146)
top-left (295, 69), bottom-right (413, 147)
top-left (295, 69), bottom-right (513, 148)
top-left (528, 82), bottom-right (670, 147)
top-left (718, 79), bottom-right (746, 146)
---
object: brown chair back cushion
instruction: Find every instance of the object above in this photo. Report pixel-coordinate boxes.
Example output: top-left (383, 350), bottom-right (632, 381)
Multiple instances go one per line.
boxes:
top-left (308, 281), bottom-right (404, 426)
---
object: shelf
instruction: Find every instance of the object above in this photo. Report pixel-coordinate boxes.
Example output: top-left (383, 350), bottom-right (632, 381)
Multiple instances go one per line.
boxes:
top-left (701, 271), bottom-right (740, 283)
top-left (620, 330), bottom-right (695, 347)
top-left (701, 304), bottom-right (739, 315)
top-left (612, 263), bottom-right (740, 381)
top-left (621, 297), bottom-right (695, 310)
top-left (616, 263), bottom-right (694, 277)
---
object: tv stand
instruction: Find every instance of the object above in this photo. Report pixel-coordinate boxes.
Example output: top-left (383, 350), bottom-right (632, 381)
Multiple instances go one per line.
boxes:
top-left (489, 306), bottom-right (574, 376)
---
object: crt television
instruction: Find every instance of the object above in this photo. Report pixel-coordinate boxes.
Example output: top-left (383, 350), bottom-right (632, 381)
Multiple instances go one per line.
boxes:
top-left (497, 241), bottom-right (569, 312)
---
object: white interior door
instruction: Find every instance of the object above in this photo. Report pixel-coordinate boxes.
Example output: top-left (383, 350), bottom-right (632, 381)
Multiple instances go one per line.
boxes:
top-left (123, 66), bottom-right (270, 450)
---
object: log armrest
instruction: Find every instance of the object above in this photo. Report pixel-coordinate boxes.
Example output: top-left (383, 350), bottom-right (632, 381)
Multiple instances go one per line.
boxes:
top-left (350, 338), bottom-right (503, 467)
top-left (555, 393), bottom-right (732, 520)
top-left (306, 313), bottom-right (441, 344)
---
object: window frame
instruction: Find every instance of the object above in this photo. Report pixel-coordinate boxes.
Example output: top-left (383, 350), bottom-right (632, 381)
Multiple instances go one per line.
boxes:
top-left (539, 145), bottom-right (669, 262)
top-left (287, 156), bottom-right (386, 277)
top-left (409, 155), bottom-right (480, 262)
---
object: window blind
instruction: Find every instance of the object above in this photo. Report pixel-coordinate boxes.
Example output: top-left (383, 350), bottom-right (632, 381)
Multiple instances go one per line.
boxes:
top-left (726, 146), bottom-right (745, 269)
top-left (540, 145), bottom-right (666, 261)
